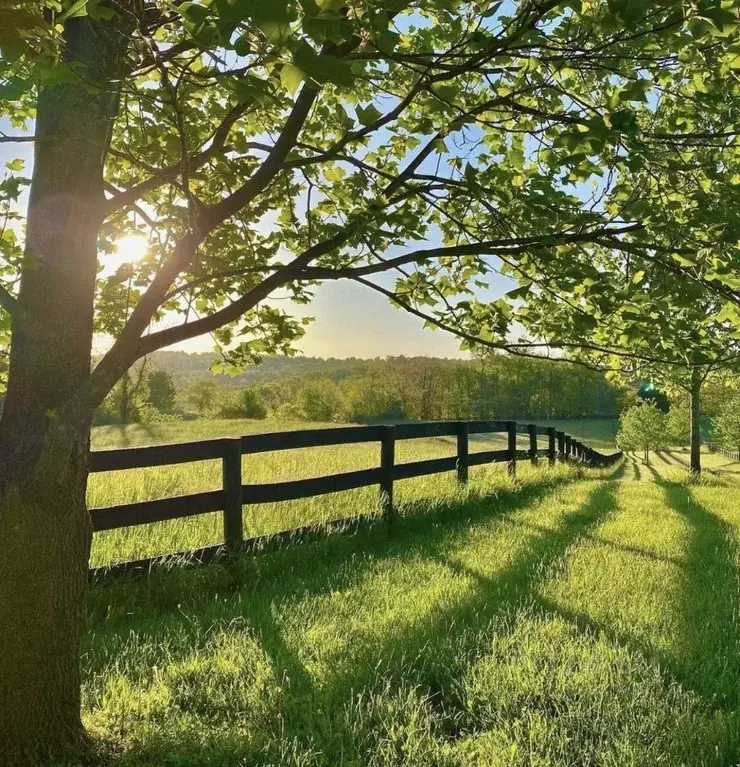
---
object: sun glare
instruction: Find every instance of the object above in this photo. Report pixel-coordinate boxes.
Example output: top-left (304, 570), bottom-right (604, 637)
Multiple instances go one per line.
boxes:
top-left (114, 235), bottom-right (149, 263)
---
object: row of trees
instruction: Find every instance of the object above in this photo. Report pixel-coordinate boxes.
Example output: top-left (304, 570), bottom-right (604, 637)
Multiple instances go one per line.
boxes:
top-left (108, 354), bottom-right (624, 424)
top-left (95, 365), bottom-right (178, 424)
top-left (246, 355), bottom-right (624, 423)
top-left (617, 394), bottom-right (740, 462)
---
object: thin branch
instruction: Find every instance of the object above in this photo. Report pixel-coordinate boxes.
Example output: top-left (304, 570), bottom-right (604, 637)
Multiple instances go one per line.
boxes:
top-left (0, 134), bottom-right (34, 144)
top-left (351, 276), bottom-right (690, 369)
top-left (0, 285), bottom-right (17, 315)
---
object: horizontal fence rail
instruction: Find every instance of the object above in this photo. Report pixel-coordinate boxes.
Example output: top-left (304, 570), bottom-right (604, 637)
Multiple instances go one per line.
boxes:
top-left (705, 442), bottom-right (740, 461)
top-left (89, 420), bottom-right (622, 577)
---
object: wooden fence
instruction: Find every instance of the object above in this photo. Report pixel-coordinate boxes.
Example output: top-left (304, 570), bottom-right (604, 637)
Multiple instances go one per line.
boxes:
top-left (705, 442), bottom-right (740, 461)
top-left (89, 420), bottom-right (622, 577)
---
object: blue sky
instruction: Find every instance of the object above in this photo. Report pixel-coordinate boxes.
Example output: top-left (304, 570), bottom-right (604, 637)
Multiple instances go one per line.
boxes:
top-left (0, 117), bottom-right (515, 360)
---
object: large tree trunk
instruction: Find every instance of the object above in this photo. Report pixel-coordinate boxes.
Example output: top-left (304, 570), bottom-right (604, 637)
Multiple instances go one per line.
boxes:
top-left (0, 11), bottom-right (130, 765)
top-left (689, 369), bottom-right (702, 476)
top-left (0, 424), bottom-right (91, 765)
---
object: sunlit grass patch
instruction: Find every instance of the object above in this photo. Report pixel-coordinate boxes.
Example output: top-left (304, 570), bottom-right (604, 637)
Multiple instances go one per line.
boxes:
top-left (80, 422), bottom-right (740, 765)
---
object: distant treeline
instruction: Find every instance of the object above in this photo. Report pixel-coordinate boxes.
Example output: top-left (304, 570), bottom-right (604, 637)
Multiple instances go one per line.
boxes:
top-left (141, 351), bottom-right (375, 386)
top-left (97, 354), bottom-right (626, 425)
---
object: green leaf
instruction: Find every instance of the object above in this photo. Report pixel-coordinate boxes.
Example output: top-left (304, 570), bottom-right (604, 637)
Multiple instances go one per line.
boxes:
top-left (178, 2), bottom-right (210, 24)
top-left (632, 269), bottom-right (646, 284)
top-left (618, 78), bottom-right (652, 103)
top-left (215, 0), bottom-right (253, 23)
top-left (280, 62), bottom-right (305, 95)
top-left (323, 166), bottom-right (346, 182)
top-left (5, 158), bottom-right (24, 172)
top-left (356, 103), bottom-right (383, 126)
top-left (292, 41), bottom-right (353, 87)
top-left (58, 0), bottom-right (88, 22)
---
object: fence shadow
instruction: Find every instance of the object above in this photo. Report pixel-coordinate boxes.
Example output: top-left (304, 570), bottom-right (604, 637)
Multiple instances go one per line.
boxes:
top-left (223, 476), bottom-right (623, 760)
top-left (86, 471), bottom-right (575, 642)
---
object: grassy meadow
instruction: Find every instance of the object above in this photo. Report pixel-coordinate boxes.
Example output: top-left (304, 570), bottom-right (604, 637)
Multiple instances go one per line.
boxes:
top-left (77, 418), bottom-right (740, 765)
top-left (88, 417), bottom-right (617, 568)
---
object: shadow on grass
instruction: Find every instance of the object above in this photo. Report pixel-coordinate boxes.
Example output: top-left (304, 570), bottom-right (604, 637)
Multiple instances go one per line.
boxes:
top-left (660, 480), bottom-right (740, 709)
top-left (85, 468), bottom-right (626, 763)
top-left (534, 472), bottom-right (740, 763)
top-left (257, 474), bottom-right (622, 728)
top-left (625, 453), bottom-right (642, 481)
top-left (86, 471), bottom-right (585, 627)
top-left (99, 421), bottom-right (158, 449)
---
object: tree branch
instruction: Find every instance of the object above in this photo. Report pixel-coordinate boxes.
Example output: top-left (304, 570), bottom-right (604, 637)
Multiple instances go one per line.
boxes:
top-left (0, 285), bottom-right (17, 315)
top-left (351, 276), bottom-right (690, 369)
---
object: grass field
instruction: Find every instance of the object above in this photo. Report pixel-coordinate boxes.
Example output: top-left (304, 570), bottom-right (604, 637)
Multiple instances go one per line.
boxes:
top-left (79, 418), bottom-right (740, 766)
top-left (88, 418), bottom-right (617, 567)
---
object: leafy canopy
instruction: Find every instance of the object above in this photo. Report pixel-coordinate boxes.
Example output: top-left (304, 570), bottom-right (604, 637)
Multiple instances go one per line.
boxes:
top-left (3, 1), bottom-right (740, 399)
top-left (714, 394), bottom-right (740, 452)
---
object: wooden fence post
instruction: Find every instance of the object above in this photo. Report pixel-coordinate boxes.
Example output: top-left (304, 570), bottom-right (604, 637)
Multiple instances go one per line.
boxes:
top-left (547, 427), bottom-right (556, 466)
top-left (456, 421), bottom-right (469, 484)
top-left (507, 420), bottom-right (517, 476)
top-left (528, 423), bottom-right (538, 466)
top-left (222, 438), bottom-right (243, 551)
top-left (380, 425), bottom-right (396, 520)
top-left (557, 431), bottom-right (565, 463)
top-left (565, 434), bottom-right (572, 461)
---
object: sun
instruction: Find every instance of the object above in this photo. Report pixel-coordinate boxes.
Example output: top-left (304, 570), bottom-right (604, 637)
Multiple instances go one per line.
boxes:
top-left (114, 235), bottom-right (149, 263)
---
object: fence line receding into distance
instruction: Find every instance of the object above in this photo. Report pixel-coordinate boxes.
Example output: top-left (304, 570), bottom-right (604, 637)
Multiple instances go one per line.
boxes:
top-left (89, 420), bottom-right (622, 577)
top-left (705, 442), bottom-right (740, 461)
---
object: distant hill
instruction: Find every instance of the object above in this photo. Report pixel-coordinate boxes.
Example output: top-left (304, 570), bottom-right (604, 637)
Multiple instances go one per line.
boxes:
top-left (146, 351), bottom-right (457, 387)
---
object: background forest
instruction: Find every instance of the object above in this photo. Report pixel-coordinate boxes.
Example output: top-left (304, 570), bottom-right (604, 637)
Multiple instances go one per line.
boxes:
top-left (96, 353), bottom-right (629, 425)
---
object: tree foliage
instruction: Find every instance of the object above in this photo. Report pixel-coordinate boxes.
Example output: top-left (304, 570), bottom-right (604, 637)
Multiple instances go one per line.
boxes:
top-left (617, 401), bottom-right (668, 462)
top-left (4, 1), bottom-right (740, 395)
top-left (6, 1), bottom-right (740, 761)
top-left (666, 401), bottom-right (691, 447)
top-left (146, 369), bottom-right (177, 411)
top-left (714, 395), bottom-right (740, 454)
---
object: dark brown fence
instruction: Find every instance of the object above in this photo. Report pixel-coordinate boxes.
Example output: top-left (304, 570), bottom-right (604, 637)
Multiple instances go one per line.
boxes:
top-left (705, 442), bottom-right (740, 461)
top-left (89, 420), bottom-right (621, 577)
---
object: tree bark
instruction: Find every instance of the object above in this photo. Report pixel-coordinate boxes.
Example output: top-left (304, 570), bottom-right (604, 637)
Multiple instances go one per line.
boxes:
top-left (689, 369), bottom-right (702, 476)
top-left (0, 423), bottom-right (91, 765)
top-left (0, 11), bottom-right (130, 764)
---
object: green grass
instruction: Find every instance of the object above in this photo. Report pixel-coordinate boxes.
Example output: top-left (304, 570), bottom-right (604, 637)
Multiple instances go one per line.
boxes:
top-left (76, 422), bottom-right (740, 766)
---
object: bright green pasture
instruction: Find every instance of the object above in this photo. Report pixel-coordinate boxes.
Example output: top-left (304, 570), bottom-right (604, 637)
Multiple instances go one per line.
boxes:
top-left (80, 431), bottom-right (740, 766)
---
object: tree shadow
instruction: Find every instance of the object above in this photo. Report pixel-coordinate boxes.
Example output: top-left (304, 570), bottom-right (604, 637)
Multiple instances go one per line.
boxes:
top-left (86, 473), bottom-right (621, 763)
top-left (181, 479), bottom-right (620, 759)
top-left (660, 479), bottom-right (740, 709)
top-left (625, 453), bottom-right (642, 481)
top-left (86, 472), bottom-right (575, 649)
top-left (527, 473), bottom-right (740, 764)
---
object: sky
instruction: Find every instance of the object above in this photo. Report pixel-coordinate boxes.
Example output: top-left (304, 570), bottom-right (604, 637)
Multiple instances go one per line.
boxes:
top-left (0, 118), bottom-right (517, 361)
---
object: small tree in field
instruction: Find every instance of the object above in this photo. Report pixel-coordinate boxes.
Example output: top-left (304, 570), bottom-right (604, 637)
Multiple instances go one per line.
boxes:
top-left (617, 402), bottom-right (668, 463)
top-left (714, 396), bottom-right (740, 456)
top-left (146, 370), bottom-right (177, 412)
top-left (666, 402), bottom-right (691, 449)
top-left (187, 380), bottom-right (218, 416)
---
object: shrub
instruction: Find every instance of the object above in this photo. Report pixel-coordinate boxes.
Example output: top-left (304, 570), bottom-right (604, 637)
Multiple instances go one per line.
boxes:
top-left (215, 388), bottom-right (267, 420)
